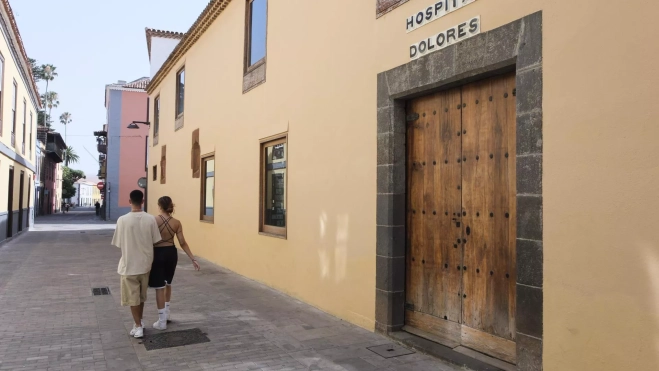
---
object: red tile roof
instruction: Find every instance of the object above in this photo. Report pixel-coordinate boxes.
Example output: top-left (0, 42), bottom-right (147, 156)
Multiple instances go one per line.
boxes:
top-left (1, 0), bottom-right (42, 109)
top-left (122, 77), bottom-right (151, 90)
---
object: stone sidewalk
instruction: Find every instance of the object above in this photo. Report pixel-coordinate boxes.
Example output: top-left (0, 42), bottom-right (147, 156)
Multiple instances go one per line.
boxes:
top-left (0, 211), bottom-right (464, 371)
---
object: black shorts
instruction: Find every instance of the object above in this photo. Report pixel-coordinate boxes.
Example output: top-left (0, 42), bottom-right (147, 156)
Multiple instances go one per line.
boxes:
top-left (148, 246), bottom-right (178, 288)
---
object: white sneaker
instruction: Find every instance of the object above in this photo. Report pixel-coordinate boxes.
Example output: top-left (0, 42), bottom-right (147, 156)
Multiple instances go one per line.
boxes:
top-left (133, 326), bottom-right (144, 338)
top-left (129, 320), bottom-right (144, 336)
top-left (166, 309), bottom-right (170, 321)
top-left (153, 320), bottom-right (167, 330)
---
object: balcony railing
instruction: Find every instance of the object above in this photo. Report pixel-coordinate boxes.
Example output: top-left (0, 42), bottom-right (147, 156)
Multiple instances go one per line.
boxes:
top-left (21, 142), bottom-right (25, 155)
top-left (97, 143), bottom-right (107, 154)
top-left (10, 132), bottom-right (15, 147)
top-left (46, 142), bottom-right (64, 162)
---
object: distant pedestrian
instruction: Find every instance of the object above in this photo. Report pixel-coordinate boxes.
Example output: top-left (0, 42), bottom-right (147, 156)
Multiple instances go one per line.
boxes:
top-left (149, 196), bottom-right (200, 330)
top-left (111, 190), bottom-right (161, 338)
top-left (65, 203), bottom-right (70, 213)
top-left (95, 201), bottom-right (100, 216)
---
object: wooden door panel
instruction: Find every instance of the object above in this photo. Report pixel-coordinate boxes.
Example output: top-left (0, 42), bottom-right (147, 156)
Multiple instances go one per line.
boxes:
top-left (461, 73), bottom-right (517, 343)
top-left (461, 325), bottom-right (516, 364)
top-left (460, 78), bottom-right (492, 333)
top-left (440, 89), bottom-right (464, 322)
top-left (405, 309), bottom-right (461, 348)
top-left (406, 90), bottom-right (462, 321)
top-left (407, 94), bottom-right (430, 315)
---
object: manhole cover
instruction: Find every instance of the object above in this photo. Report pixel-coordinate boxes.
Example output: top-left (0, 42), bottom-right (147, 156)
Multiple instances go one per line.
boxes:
top-left (92, 287), bottom-right (111, 296)
top-left (367, 343), bottom-right (414, 358)
top-left (142, 328), bottom-right (210, 351)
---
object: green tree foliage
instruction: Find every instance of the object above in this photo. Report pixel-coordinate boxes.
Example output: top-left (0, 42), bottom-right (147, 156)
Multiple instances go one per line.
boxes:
top-left (62, 167), bottom-right (85, 200)
top-left (63, 146), bottom-right (79, 166)
top-left (37, 111), bottom-right (51, 128)
top-left (28, 58), bottom-right (44, 83)
top-left (41, 91), bottom-right (59, 111)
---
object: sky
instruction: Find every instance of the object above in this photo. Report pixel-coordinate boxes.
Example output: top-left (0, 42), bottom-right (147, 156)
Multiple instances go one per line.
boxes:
top-left (11, 0), bottom-right (209, 179)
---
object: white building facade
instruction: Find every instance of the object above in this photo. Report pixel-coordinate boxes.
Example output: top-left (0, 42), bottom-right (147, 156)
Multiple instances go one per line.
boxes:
top-left (71, 180), bottom-right (98, 207)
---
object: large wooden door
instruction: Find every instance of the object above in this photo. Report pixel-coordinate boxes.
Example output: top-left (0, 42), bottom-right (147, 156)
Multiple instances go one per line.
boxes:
top-left (405, 73), bottom-right (517, 364)
top-left (18, 171), bottom-right (24, 232)
top-left (6, 166), bottom-right (14, 238)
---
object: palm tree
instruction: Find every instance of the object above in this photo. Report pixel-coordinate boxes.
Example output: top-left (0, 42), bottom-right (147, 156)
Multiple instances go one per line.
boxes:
top-left (39, 64), bottom-right (57, 127)
top-left (59, 112), bottom-right (72, 144)
top-left (41, 91), bottom-right (59, 127)
top-left (41, 64), bottom-right (57, 96)
top-left (63, 146), bottom-right (79, 166)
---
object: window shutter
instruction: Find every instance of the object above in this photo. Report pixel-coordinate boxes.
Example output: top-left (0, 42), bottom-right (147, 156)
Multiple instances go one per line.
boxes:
top-left (376, 0), bottom-right (409, 17)
top-left (191, 129), bottom-right (201, 178)
top-left (160, 145), bottom-right (166, 184)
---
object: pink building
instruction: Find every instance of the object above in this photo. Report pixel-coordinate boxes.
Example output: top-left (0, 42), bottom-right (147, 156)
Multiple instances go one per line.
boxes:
top-left (96, 78), bottom-right (149, 220)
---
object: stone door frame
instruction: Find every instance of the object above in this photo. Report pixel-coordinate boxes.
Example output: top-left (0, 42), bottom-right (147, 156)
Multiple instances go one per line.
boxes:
top-left (375, 12), bottom-right (543, 370)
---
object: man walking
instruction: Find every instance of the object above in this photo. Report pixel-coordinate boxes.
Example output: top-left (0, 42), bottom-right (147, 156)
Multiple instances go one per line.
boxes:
top-left (95, 201), bottom-right (100, 216)
top-left (111, 190), bottom-right (161, 338)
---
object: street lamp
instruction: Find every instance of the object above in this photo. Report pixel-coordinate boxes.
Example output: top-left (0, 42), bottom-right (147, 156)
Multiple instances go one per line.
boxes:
top-left (127, 120), bottom-right (150, 129)
top-left (127, 121), bottom-right (151, 211)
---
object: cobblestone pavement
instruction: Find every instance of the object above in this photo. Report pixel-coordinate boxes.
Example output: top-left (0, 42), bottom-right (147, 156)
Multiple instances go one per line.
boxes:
top-left (0, 210), bottom-right (463, 371)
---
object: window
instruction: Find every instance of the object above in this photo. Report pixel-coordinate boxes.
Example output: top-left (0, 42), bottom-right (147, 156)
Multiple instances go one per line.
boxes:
top-left (200, 155), bottom-right (214, 222)
top-left (243, 0), bottom-right (267, 92)
top-left (21, 99), bottom-right (26, 154)
top-left (0, 53), bottom-right (4, 136)
top-left (153, 95), bottom-right (160, 139)
top-left (246, 0), bottom-right (267, 68)
top-left (160, 145), bottom-right (166, 184)
top-left (10, 81), bottom-right (16, 146)
top-left (175, 69), bottom-right (184, 117)
top-left (29, 112), bottom-right (32, 159)
top-left (152, 165), bottom-right (157, 181)
top-left (259, 135), bottom-right (286, 237)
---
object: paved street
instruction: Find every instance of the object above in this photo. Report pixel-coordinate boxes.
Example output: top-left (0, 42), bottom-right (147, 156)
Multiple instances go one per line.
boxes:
top-left (0, 210), bottom-right (463, 371)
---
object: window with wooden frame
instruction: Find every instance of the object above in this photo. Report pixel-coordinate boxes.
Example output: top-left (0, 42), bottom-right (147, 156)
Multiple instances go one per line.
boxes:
top-left (200, 155), bottom-right (214, 222)
top-left (191, 129), bottom-right (201, 178)
top-left (0, 53), bottom-right (4, 136)
top-left (160, 145), bottom-right (166, 184)
top-left (153, 95), bottom-right (160, 144)
top-left (259, 135), bottom-right (287, 237)
top-left (243, 0), bottom-right (267, 92)
top-left (21, 99), bottom-right (26, 154)
top-left (29, 112), bottom-right (32, 159)
top-left (175, 68), bottom-right (185, 117)
top-left (10, 80), bottom-right (16, 147)
top-left (152, 165), bottom-right (157, 181)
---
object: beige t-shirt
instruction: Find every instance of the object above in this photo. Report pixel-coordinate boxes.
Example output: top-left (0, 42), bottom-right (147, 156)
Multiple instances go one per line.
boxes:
top-left (112, 211), bottom-right (162, 276)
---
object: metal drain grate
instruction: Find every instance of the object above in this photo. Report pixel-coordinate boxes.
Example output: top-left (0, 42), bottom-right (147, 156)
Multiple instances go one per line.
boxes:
top-left (367, 343), bottom-right (415, 358)
top-left (92, 287), bottom-right (111, 296)
top-left (142, 328), bottom-right (210, 351)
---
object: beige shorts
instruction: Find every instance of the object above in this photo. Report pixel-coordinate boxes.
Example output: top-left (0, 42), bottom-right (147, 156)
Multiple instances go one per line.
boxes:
top-left (120, 272), bottom-right (150, 306)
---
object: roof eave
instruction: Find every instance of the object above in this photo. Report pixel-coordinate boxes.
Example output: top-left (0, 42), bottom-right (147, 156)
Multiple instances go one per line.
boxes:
top-left (0, 0), bottom-right (42, 109)
top-left (147, 0), bottom-right (233, 94)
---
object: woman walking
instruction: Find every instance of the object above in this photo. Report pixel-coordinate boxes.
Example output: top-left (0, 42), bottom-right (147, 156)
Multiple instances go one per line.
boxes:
top-left (149, 196), bottom-right (200, 330)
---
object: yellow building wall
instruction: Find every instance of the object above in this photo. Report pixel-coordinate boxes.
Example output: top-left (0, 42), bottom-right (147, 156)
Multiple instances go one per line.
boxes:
top-left (92, 186), bottom-right (101, 204)
top-left (0, 16), bottom-right (37, 215)
top-left (148, 1), bottom-right (659, 370)
top-left (0, 160), bottom-right (33, 212)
